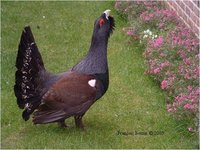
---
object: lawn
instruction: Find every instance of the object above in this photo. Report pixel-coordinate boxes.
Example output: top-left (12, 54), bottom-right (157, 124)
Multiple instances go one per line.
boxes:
top-left (1, 1), bottom-right (198, 149)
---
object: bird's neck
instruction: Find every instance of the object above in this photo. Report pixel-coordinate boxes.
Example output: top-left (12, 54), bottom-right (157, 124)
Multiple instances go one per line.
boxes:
top-left (72, 34), bottom-right (109, 74)
top-left (88, 35), bottom-right (108, 62)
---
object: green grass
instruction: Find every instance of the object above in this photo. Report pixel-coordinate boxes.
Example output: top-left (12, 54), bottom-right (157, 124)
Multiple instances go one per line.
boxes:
top-left (1, 1), bottom-right (198, 149)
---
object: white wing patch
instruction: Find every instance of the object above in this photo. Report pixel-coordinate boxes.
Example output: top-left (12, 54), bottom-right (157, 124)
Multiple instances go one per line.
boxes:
top-left (88, 79), bottom-right (96, 87)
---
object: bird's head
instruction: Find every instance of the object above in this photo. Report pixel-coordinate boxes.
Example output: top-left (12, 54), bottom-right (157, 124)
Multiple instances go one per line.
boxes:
top-left (93, 9), bottom-right (115, 38)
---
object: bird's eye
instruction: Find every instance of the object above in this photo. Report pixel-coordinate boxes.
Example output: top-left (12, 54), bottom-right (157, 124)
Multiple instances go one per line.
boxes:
top-left (99, 19), bottom-right (105, 27)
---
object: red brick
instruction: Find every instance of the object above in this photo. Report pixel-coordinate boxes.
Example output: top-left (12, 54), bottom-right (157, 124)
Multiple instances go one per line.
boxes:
top-left (165, 2), bottom-right (171, 10)
top-left (193, 6), bottom-right (200, 17)
top-left (191, 13), bottom-right (196, 21)
top-left (193, 24), bottom-right (198, 34)
top-left (177, 0), bottom-right (185, 10)
top-left (173, 1), bottom-right (178, 10)
top-left (185, 1), bottom-right (194, 11)
top-left (186, 15), bottom-right (190, 23)
top-left (197, 19), bottom-right (200, 27)
top-left (168, 1), bottom-right (175, 6)
top-left (183, 13), bottom-right (189, 24)
top-left (192, 14), bottom-right (200, 26)
top-left (185, 6), bottom-right (190, 16)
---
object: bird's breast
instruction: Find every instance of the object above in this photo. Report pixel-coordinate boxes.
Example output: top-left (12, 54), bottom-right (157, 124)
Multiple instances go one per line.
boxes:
top-left (94, 69), bottom-right (109, 100)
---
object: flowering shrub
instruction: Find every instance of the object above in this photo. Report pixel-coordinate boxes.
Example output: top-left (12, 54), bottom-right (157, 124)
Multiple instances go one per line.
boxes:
top-left (140, 8), bottom-right (178, 31)
top-left (115, 1), bottom-right (199, 132)
top-left (144, 24), bottom-right (199, 131)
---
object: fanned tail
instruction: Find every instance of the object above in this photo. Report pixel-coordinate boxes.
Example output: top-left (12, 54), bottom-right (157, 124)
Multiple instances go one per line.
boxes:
top-left (14, 26), bottom-right (46, 121)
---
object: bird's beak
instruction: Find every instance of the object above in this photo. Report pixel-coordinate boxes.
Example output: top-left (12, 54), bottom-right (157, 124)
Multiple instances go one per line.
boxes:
top-left (104, 9), bottom-right (111, 20)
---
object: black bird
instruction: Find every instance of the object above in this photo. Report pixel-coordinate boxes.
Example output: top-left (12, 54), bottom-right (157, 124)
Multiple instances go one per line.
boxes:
top-left (14, 9), bottom-right (115, 128)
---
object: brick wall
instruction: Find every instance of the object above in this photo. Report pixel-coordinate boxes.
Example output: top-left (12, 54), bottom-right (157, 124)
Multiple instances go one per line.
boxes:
top-left (165, 0), bottom-right (200, 37)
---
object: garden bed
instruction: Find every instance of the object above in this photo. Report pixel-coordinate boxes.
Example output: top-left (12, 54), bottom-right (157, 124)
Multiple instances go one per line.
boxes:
top-left (115, 0), bottom-right (199, 133)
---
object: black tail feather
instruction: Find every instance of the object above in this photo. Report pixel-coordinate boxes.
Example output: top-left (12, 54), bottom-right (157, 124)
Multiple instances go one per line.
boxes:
top-left (14, 26), bottom-right (46, 120)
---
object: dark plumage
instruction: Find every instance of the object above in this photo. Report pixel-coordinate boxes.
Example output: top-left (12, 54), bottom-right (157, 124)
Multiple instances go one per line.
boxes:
top-left (14, 10), bottom-right (115, 128)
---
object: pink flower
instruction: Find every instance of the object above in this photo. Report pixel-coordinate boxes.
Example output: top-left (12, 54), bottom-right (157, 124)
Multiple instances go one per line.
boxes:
top-left (161, 80), bottom-right (168, 89)
top-left (149, 13), bottom-right (154, 18)
top-left (127, 31), bottom-right (134, 36)
top-left (167, 108), bottom-right (173, 112)
top-left (184, 104), bottom-right (193, 109)
top-left (178, 49), bottom-right (186, 59)
top-left (183, 58), bottom-right (191, 65)
top-left (153, 36), bottom-right (163, 47)
top-left (159, 22), bottom-right (164, 28)
top-left (160, 61), bottom-right (170, 68)
top-left (196, 54), bottom-right (200, 59)
top-left (196, 66), bottom-right (200, 75)
top-left (188, 127), bottom-right (193, 132)
top-left (144, 16), bottom-right (150, 21)
top-left (187, 86), bottom-right (193, 91)
top-left (153, 68), bottom-right (160, 74)
top-left (195, 88), bottom-right (200, 95)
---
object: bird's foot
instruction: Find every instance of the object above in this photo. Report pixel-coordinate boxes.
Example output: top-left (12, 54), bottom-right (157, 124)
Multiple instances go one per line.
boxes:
top-left (58, 120), bottom-right (68, 128)
top-left (74, 116), bottom-right (85, 130)
top-left (76, 123), bottom-right (85, 130)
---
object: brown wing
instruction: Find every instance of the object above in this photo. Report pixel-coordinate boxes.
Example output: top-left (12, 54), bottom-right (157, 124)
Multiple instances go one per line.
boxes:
top-left (33, 72), bottom-right (97, 124)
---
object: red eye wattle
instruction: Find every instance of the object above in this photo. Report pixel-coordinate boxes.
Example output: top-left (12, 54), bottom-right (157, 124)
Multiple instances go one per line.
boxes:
top-left (99, 19), bottom-right (105, 27)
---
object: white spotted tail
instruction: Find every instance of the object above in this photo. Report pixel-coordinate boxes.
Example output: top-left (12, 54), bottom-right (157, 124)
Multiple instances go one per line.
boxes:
top-left (14, 26), bottom-right (46, 121)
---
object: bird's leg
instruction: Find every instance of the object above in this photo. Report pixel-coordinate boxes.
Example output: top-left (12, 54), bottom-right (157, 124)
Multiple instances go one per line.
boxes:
top-left (58, 119), bottom-right (68, 128)
top-left (74, 116), bottom-right (84, 129)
